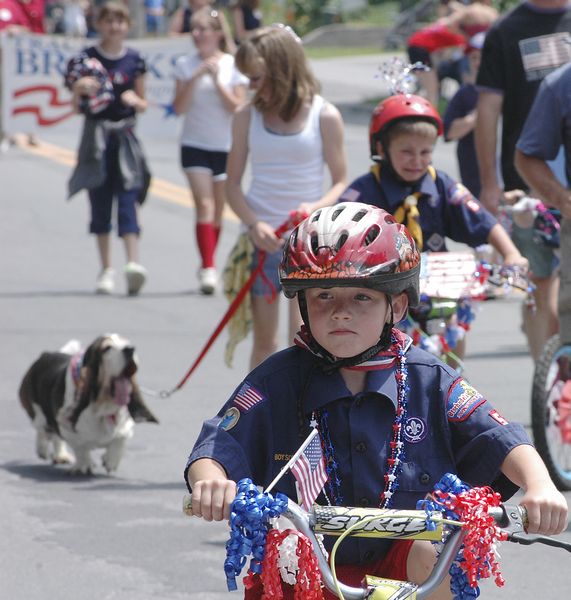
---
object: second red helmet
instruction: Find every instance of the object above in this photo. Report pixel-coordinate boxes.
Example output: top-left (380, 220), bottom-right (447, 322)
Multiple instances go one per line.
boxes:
top-left (369, 94), bottom-right (443, 157)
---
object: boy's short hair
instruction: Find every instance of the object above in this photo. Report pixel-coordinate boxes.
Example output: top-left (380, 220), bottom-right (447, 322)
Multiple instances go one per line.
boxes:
top-left (97, 1), bottom-right (131, 24)
top-left (384, 118), bottom-right (438, 148)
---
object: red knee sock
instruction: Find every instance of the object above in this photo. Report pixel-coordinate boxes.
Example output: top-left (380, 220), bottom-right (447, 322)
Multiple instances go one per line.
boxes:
top-left (196, 222), bottom-right (216, 268)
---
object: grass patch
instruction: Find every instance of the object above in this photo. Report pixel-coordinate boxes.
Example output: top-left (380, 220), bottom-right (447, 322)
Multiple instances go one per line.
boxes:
top-left (305, 46), bottom-right (387, 59)
top-left (345, 2), bottom-right (401, 27)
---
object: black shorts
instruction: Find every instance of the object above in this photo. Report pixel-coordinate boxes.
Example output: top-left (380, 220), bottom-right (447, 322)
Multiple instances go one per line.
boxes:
top-left (408, 45), bottom-right (432, 67)
top-left (180, 145), bottom-right (228, 181)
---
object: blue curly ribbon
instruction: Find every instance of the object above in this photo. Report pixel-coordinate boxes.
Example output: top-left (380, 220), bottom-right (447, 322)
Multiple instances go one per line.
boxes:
top-left (224, 478), bottom-right (288, 591)
top-left (417, 473), bottom-right (473, 600)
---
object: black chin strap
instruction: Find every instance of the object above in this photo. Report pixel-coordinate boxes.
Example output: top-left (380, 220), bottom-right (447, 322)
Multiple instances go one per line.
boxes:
top-left (297, 292), bottom-right (394, 374)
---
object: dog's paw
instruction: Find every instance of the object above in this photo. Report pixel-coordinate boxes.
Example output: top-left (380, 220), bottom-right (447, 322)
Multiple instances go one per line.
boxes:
top-left (102, 451), bottom-right (121, 473)
top-left (52, 439), bottom-right (74, 465)
top-left (36, 446), bottom-right (49, 461)
top-left (102, 440), bottom-right (124, 473)
top-left (70, 463), bottom-right (94, 476)
top-left (71, 450), bottom-right (94, 475)
top-left (52, 453), bottom-right (74, 465)
top-left (35, 431), bottom-right (51, 460)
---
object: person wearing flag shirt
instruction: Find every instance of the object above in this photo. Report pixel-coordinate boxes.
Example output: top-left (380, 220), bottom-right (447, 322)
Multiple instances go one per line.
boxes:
top-left (185, 203), bottom-right (567, 600)
top-left (475, 0), bottom-right (571, 362)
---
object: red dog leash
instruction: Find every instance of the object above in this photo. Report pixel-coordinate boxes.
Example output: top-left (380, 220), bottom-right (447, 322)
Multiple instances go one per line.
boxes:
top-left (161, 212), bottom-right (306, 397)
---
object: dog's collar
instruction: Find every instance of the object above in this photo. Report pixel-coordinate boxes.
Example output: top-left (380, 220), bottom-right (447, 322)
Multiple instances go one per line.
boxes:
top-left (70, 352), bottom-right (84, 386)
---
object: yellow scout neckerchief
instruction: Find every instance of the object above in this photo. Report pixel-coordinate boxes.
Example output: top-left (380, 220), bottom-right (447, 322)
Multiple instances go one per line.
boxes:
top-left (371, 163), bottom-right (437, 251)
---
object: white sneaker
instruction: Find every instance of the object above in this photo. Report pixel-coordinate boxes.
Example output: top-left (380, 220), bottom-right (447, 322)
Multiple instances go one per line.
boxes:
top-left (125, 262), bottom-right (147, 296)
top-left (199, 267), bottom-right (217, 295)
top-left (95, 268), bottom-right (115, 295)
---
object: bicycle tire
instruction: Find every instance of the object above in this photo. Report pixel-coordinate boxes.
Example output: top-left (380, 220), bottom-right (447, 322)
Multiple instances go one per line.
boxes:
top-left (531, 334), bottom-right (571, 490)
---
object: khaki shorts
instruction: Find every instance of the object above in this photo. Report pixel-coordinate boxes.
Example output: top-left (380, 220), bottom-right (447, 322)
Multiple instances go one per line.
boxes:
top-left (511, 222), bottom-right (558, 280)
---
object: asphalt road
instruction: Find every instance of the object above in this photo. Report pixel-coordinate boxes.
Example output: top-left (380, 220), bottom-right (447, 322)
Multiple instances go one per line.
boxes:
top-left (1, 55), bottom-right (570, 599)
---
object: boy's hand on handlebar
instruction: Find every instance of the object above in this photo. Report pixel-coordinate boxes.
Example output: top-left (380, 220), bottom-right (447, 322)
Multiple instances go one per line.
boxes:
top-left (502, 252), bottom-right (529, 272)
top-left (191, 479), bottom-right (237, 522)
top-left (520, 482), bottom-right (568, 535)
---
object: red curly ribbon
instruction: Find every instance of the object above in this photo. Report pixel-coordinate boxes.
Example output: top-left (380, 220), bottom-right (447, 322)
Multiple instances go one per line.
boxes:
top-left (259, 529), bottom-right (324, 600)
top-left (433, 485), bottom-right (508, 589)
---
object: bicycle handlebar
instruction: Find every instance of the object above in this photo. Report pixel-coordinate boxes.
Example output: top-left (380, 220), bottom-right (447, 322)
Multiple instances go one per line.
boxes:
top-left (282, 500), bottom-right (525, 600)
top-left (183, 493), bottom-right (549, 600)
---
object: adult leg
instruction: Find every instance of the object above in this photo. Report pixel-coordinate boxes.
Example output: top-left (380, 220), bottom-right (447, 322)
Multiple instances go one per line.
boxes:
top-left (522, 274), bottom-right (559, 361)
top-left (511, 223), bottom-right (559, 361)
top-left (250, 295), bottom-right (280, 369)
top-left (559, 219), bottom-right (571, 345)
top-left (415, 69), bottom-right (439, 107)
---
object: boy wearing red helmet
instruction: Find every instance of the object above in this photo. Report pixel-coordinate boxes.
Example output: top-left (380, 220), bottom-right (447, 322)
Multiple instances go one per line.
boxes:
top-left (339, 93), bottom-right (527, 361)
top-left (341, 93), bottom-right (524, 265)
top-left (184, 203), bottom-right (567, 600)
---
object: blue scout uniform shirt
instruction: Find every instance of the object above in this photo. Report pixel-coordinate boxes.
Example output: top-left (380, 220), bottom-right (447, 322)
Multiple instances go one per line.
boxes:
top-left (186, 340), bottom-right (530, 566)
top-left (339, 165), bottom-right (497, 252)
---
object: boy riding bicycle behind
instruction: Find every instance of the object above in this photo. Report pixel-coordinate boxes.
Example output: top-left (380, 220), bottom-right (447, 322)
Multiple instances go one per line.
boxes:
top-left (338, 93), bottom-right (528, 362)
top-left (185, 203), bottom-right (567, 600)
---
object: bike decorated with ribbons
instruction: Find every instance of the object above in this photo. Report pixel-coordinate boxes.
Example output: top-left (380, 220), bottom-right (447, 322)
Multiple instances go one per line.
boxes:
top-left (401, 251), bottom-right (534, 372)
top-left (183, 474), bottom-right (570, 600)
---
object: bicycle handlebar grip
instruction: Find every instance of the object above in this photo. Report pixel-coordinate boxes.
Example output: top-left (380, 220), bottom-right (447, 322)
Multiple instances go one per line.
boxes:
top-left (183, 494), bottom-right (193, 517)
top-left (489, 504), bottom-right (529, 533)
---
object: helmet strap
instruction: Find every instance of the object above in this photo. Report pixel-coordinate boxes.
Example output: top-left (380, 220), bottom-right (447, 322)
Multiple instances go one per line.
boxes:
top-left (296, 292), bottom-right (395, 374)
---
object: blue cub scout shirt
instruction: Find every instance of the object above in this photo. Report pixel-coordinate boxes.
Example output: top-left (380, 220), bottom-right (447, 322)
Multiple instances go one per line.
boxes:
top-left (186, 341), bottom-right (530, 566)
top-left (339, 165), bottom-right (497, 252)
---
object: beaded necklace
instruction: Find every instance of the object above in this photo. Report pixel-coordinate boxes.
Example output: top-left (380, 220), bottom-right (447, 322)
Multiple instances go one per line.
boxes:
top-left (311, 332), bottom-right (410, 509)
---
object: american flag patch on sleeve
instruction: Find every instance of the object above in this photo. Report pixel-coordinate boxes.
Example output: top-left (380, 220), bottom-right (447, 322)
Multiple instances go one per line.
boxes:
top-left (339, 187), bottom-right (361, 203)
top-left (233, 382), bottom-right (266, 413)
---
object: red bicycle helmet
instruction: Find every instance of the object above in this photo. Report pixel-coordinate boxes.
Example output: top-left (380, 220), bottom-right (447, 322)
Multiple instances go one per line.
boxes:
top-left (369, 94), bottom-right (443, 156)
top-left (280, 203), bottom-right (421, 306)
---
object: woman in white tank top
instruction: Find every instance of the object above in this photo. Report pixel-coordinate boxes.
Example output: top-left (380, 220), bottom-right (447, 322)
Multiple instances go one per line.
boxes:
top-left (226, 25), bottom-right (347, 368)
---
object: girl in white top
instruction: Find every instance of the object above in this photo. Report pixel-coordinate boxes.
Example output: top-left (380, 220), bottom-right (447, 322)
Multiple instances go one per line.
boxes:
top-left (226, 25), bottom-right (347, 368)
top-left (173, 8), bottom-right (247, 294)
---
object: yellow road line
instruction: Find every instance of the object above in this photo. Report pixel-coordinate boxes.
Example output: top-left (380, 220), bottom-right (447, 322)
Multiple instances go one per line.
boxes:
top-left (14, 135), bottom-right (238, 220)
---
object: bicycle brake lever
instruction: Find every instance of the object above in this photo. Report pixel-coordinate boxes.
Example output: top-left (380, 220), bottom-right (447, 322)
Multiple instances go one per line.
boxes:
top-left (491, 504), bottom-right (528, 535)
top-left (508, 532), bottom-right (571, 553)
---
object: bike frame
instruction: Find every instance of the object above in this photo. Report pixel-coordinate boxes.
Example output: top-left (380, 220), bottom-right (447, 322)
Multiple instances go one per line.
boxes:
top-left (283, 500), bottom-right (521, 600)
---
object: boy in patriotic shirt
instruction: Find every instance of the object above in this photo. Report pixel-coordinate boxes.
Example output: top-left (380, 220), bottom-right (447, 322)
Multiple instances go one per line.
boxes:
top-left (185, 203), bottom-right (567, 599)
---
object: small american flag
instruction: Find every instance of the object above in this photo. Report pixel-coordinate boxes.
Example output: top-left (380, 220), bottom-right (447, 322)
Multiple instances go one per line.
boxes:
top-left (233, 382), bottom-right (265, 413)
top-left (290, 431), bottom-right (328, 510)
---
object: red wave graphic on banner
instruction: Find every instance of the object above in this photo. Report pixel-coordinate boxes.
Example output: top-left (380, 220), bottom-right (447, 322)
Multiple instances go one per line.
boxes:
top-left (12, 85), bottom-right (75, 126)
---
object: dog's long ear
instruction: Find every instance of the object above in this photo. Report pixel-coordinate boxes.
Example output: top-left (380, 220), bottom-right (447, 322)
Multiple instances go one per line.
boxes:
top-left (69, 337), bottom-right (105, 429)
top-left (128, 379), bottom-right (159, 423)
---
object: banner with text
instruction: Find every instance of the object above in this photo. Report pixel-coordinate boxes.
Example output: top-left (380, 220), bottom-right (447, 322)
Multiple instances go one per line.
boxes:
top-left (0, 33), bottom-right (192, 140)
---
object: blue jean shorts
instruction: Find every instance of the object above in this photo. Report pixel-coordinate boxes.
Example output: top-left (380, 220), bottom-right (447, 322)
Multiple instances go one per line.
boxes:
top-left (250, 247), bottom-right (282, 297)
top-left (511, 222), bottom-right (558, 280)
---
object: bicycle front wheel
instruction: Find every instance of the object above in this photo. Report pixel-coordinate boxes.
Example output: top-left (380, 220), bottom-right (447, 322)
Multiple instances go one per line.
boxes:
top-left (531, 334), bottom-right (571, 490)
